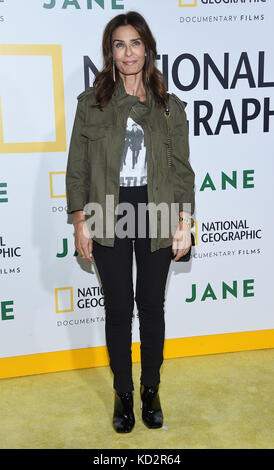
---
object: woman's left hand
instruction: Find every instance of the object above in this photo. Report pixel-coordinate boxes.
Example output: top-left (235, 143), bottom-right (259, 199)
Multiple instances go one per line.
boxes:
top-left (172, 224), bottom-right (191, 261)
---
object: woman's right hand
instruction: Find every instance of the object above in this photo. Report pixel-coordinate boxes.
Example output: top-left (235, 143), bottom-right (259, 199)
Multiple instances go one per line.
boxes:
top-left (74, 221), bottom-right (94, 263)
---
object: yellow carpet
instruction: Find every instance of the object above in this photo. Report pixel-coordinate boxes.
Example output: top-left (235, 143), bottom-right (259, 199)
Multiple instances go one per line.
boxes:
top-left (0, 349), bottom-right (273, 449)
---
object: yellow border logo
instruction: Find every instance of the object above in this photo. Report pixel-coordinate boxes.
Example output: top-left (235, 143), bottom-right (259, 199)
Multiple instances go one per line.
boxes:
top-left (49, 171), bottom-right (66, 198)
top-left (0, 44), bottom-right (66, 154)
top-left (55, 287), bottom-right (74, 313)
top-left (194, 219), bottom-right (198, 245)
top-left (179, 0), bottom-right (197, 6)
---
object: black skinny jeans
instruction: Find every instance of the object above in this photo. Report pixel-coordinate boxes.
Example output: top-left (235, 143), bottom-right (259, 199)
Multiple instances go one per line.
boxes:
top-left (92, 185), bottom-right (172, 393)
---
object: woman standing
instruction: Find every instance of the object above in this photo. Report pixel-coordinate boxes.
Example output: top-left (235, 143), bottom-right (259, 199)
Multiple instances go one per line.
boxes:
top-left (66, 11), bottom-right (195, 433)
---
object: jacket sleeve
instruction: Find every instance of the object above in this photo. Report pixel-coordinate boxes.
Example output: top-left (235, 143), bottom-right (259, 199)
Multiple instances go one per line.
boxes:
top-left (169, 93), bottom-right (195, 216)
top-left (66, 95), bottom-right (89, 214)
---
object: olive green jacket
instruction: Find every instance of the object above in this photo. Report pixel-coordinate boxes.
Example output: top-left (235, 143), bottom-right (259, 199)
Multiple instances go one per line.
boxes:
top-left (66, 78), bottom-right (195, 252)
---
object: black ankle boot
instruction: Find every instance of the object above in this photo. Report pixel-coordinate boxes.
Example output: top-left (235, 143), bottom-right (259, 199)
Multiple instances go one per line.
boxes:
top-left (113, 391), bottom-right (135, 433)
top-left (140, 385), bottom-right (163, 429)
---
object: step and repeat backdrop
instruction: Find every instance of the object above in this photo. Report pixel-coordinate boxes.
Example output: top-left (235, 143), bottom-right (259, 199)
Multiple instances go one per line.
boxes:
top-left (0, 0), bottom-right (273, 378)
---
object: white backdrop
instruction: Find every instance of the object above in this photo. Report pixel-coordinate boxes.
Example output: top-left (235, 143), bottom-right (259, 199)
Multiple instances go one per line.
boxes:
top-left (0, 0), bottom-right (273, 370)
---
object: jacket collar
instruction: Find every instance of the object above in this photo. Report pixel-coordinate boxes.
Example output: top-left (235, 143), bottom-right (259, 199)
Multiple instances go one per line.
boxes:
top-left (112, 76), bottom-right (152, 109)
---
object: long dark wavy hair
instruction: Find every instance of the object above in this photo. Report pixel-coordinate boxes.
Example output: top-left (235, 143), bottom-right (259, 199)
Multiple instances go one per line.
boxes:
top-left (92, 11), bottom-right (168, 111)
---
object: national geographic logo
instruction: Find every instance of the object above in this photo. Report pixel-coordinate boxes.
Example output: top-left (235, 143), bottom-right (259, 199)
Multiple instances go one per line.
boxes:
top-left (200, 219), bottom-right (262, 243)
top-left (55, 285), bottom-right (105, 327)
top-left (54, 286), bottom-right (104, 311)
top-left (179, 0), bottom-right (197, 6)
top-left (77, 286), bottom-right (105, 309)
top-left (0, 236), bottom-right (21, 275)
top-left (50, 171), bottom-right (66, 198)
top-left (179, 0), bottom-right (267, 6)
top-left (49, 171), bottom-right (67, 214)
top-left (191, 218), bottom-right (262, 261)
top-left (179, 0), bottom-right (266, 24)
top-left (0, 45), bottom-right (66, 154)
top-left (0, 236), bottom-right (21, 258)
top-left (55, 286), bottom-right (74, 313)
top-left (43, 0), bottom-right (125, 10)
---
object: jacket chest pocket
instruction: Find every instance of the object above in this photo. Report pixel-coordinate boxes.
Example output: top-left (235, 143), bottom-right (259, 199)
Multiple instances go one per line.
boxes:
top-left (81, 125), bottom-right (108, 166)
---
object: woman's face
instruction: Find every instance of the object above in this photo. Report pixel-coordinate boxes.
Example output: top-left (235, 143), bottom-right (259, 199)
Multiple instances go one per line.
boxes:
top-left (112, 25), bottom-right (146, 78)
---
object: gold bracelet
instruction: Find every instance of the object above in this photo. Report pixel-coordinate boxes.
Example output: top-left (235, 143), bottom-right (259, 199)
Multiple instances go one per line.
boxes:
top-left (73, 218), bottom-right (86, 225)
top-left (179, 217), bottom-right (194, 228)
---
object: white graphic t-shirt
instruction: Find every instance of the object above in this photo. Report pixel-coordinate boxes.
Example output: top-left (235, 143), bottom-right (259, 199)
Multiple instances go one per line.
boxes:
top-left (120, 117), bottom-right (147, 187)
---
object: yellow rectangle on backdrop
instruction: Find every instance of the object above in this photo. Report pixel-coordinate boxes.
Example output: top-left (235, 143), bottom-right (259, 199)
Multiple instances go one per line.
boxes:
top-left (0, 44), bottom-right (66, 153)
